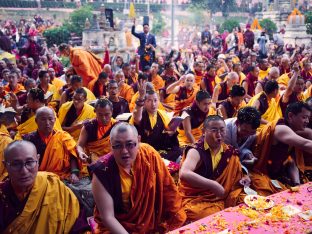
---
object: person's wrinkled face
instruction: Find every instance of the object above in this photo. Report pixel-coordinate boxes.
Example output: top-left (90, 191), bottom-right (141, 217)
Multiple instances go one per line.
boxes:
top-left (115, 74), bottom-right (125, 84)
top-left (36, 110), bottom-right (56, 135)
top-left (111, 130), bottom-right (139, 169)
top-left (185, 75), bottom-right (195, 89)
top-left (108, 83), bottom-right (119, 97)
top-left (95, 105), bottom-right (112, 125)
top-left (72, 93), bottom-right (86, 110)
top-left (28, 58), bottom-right (35, 67)
top-left (269, 70), bottom-right (280, 80)
top-left (197, 98), bottom-right (211, 113)
top-left (204, 120), bottom-right (226, 148)
top-left (8, 73), bottom-right (18, 86)
top-left (294, 79), bottom-right (305, 93)
top-left (231, 96), bottom-right (244, 107)
top-left (237, 122), bottom-right (256, 139)
top-left (5, 145), bottom-right (39, 190)
top-left (288, 108), bottom-right (310, 131)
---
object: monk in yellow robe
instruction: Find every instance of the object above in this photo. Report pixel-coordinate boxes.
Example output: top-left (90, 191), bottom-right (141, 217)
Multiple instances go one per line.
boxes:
top-left (193, 61), bottom-right (205, 85)
top-left (179, 115), bottom-right (245, 222)
top-left (59, 43), bottom-right (103, 87)
top-left (48, 68), bottom-right (65, 91)
top-left (233, 63), bottom-right (246, 85)
top-left (0, 110), bottom-right (14, 181)
top-left (178, 90), bottom-right (215, 146)
top-left (15, 88), bottom-right (62, 140)
top-left (255, 66), bottom-right (280, 95)
top-left (114, 70), bottom-right (134, 103)
top-left (251, 102), bottom-right (312, 195)
top-left (258, 58), bottom-right (270, 80)
top-left (248, 80), bottom-right (281, 129)
top-left (166, 73), bottom-right (199, 115)
top-left (0, 141), bottom-right (87, 233)
top-left (90, 122), bottom-right (186, 233)
top-left (77, 99), bottom-right (118, 163)
top-left (58, 88), bottom-right (96, 141)
top-left (60, 75), bottom-right (96, 106)
top-left (37, 70), bottom-right (59, 109)
top-left (22, 107), bottom-right (85, 181)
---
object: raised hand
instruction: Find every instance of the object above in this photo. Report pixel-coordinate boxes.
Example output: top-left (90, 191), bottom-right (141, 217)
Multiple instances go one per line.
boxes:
top-left (138, 79), bottom-right (147, 99)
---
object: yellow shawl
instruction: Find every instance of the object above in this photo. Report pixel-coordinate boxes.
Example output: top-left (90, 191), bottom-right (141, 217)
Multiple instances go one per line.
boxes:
top-left (15, 110), bottom-right (62, 140)
top-left (0, 125), bottom-right (12, 181)
top-left (4, 172), bottom-right (79, 234)
top-left (58, 101), bottom-right (96, 141)
top-left (84, 87), bottom-right (96, 102)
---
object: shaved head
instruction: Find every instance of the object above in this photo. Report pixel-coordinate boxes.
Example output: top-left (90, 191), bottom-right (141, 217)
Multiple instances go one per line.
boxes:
top-left (35, 106), bottom-right (54, 118)
top-left (4, 140), bottom-right (37, 161)
top-left (110, 122), bottom-right (138, 141)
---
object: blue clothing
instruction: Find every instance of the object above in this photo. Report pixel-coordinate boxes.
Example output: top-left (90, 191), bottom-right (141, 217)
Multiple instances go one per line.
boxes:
top-left (131, 25), bottom-right (156, 56)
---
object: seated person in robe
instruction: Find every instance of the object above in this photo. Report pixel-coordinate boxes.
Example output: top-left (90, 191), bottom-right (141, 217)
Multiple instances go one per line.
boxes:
top-left (58, 88), bottom-right (96, 141)
top-left (77, 98), bottom-right (118, 163)
top-left (166, 73), bottom-right (199, 115)
top-left (280, 65), bottom-right (304, 116)
top-left (224, 106), bottom-right (261, 166)
top-left (107, 80), bottom-right (130, 119)
top-left (0, 141), bottom-right (88, 233)
top-left (179, 115), bottom-right (245, 222)
top-left (251, 102), bottom-right (312, 195)
top-left (151, 62), bottom-right (165, 91)
top-left (131, 80), bottom-right (182, 161)
top-left (211, 72), bottom-right (239, 106)
top-left (218, 85), bottom-right (246, 119)
top-left (159, 76), bottom-right (176, 112)
top-left (248, 80), bottom-right (281, 127)
top-left (255, 66), bottom-right (280, 95)
top-left (88, 71), bottom-right (108, 98)
top-left (23, 106), bottom-right (83, 182)
top-left (178, 90), bottom-right (214, 146)
top-left (242, 65), bottom-right (259, 99)
top-left (60, 75), bottom-right (96, 106)
top-left (90, 122), bottom-right (186, 233)
top-left (114, 70), bottom-right (134, 103)
top-left (4, 71), bottom-right (26, 106)
top-left (37, 70), bottom-right (58, 107)
top-left (0, 109), bottom-right (15, 180)
top-left (15, 88), bottom-right (62, 140)
top-left (200, 64), bottom-right (216, 95)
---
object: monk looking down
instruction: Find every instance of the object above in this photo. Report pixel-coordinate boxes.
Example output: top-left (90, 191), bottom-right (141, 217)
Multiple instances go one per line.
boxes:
top-left (179, 115), bottom-right (246, 222)
top-left (0, 141), bottom-right (87, 233)
top-left (58, 43), bottom-right (103, 87)
top-left (23, 106), bottom-right (82, 182)
top-left (58, 88), bottom-right (96, 141)
top-left (77, 98), bottom-right (118, 163)
top-left (90, 122), bottom-right (186, 233)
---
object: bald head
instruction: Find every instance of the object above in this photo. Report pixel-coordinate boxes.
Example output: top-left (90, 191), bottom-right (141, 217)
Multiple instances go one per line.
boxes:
top-left (35, 106), bottom-right (54, 118)
top-left (35, 107), bottom-right (55, 135)
top-left (110, 122), bottom-right (138, 141)
top-left (4, 140), bottom-right (37, 161)
top-left (269, 67), bottom-right (280, 80)
top-left (227, 72), bottom-right (239, 87)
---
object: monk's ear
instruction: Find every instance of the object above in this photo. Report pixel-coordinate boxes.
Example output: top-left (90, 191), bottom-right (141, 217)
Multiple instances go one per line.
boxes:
top-left (36, 154), bottom-right (40, 161)
top-left (137, 135), bottom-right (141, 143)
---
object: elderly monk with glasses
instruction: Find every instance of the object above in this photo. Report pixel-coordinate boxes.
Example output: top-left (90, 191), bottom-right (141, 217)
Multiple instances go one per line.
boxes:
top-left (89, 122), bottom-right (186, 233)
top-left (0, 140), bottom-right (88, 233)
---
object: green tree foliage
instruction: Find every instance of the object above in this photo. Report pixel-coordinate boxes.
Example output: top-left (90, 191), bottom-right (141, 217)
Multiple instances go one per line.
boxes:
top-left (219, 19), bottom-right (240, 33)
top-left (43, 5), bottom-right (93, 47)
top-left (43, 26), bottom-right (70, 47)
top-left (191, 0), bottom-right (236, 13)
top-left (259, 18), bottom-right (277, 36)
top-left (305, 12), bottom-right (312, 34)
top-left (151, 13), bottom-right (165, 35)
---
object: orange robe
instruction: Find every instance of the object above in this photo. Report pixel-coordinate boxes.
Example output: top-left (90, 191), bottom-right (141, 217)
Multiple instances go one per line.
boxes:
top-left (3, 172), bottom-right (80, 234)
top-left (152, 74), bottom-right (165, 91)
top-left (251, 120), bottom-right (289, 196)
top-left (4, 83), bottom-right (25, 94)
top-left (31, 130), bottom-right (83, 179)
top-left (119, 83), bottom-right (134, 103)
top-left (0, 125), bottom-right (12, 181)
top-left (179, 142), bottom-right (244, 221)
top-left (174, 87), bottom-right (199, 115)
top-left (69, 48), bottom-right (103, 87)
top-left (93, 143), bottom-right (186, 233)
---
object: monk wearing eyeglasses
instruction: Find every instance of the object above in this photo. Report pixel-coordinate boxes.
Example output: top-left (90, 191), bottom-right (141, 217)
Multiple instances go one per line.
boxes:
top-left (179, 115), bottom-right (246, 222)
top-left (90, 122), bottom-right (186, 233)
top-left (0, 140), bottom-right (88, 233)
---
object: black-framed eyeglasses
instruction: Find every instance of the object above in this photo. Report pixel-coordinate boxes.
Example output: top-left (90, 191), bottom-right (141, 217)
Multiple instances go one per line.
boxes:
top-left (207, 128), bottom-right (226, 134)
top-left (5, 160), bottom-right (38, 171)
top-left (112, 142), bottom-right (137, 150)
